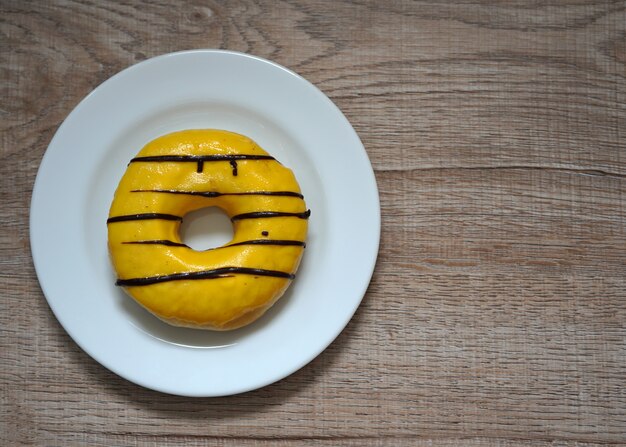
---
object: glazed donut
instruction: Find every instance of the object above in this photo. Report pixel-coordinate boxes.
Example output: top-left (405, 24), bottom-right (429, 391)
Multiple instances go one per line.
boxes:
top-left (107, 129), bottom-right (309, 330)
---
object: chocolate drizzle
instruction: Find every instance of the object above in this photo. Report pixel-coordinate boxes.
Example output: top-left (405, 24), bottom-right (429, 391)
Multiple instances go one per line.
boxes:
top-left (131, 154), bottom-right (276, 163)
top-left (111, 152), bottom-right (310, 288)
top-left (131, 189), bottom-right (304, 199)
top-left (107, 213), bottom-right (182, 223)
top-left (231, 210), bottom-right (311, 221)
top-left (227, 239), bottom-right (305, 248)
top-left (130, 154), bottom-right (275, 176)
top-left (121, 239), bottom-right (306, 248)
top-left (123, 240), bottom-right (189, 247)
top-left (116, 266), bottom-right (295, 287)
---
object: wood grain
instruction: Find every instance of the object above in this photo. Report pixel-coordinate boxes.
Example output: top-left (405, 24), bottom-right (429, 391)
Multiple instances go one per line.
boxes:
top-left (1, 0), bottom-right (625, 445)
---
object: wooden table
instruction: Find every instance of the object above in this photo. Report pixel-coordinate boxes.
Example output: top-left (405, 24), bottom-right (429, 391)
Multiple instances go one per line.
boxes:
top-left (2, 1), bottom-right (625, 445)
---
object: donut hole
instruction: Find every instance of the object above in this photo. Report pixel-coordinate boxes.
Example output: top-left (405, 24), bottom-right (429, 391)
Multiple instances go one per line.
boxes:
top-left (179, 207), bottom-right (234, 251)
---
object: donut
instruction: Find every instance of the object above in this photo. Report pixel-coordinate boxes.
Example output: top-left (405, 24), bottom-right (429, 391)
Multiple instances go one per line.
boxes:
top-left (107, 129), bottom-right (309, 330)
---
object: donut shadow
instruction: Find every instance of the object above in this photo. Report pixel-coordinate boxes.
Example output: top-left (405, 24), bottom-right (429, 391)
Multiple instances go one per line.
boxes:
top-left (115, 231), bottom-right (315, 348)
top-left (116, 277), bottom-right (298, 349)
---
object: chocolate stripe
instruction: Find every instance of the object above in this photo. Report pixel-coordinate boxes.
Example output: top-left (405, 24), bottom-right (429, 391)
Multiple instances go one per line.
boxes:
top-left (116, 267), bottom-right (295, 287)
top-left (107, 213), bottom-right (182, 223)
top-left (131, 189), bottom-right (304, 199)
top-left (227, 239), bottom-right (306, 248)
top-left (122, 240), bottom-right (189, 247)
top-left (130, 154), bottom-right (277, 174)
top-left (121, 239), bottom-right (306, 248)
top-left (130, 154), bottom-right (276, 163)
top-left (231, 210), bottom-right (311, 221)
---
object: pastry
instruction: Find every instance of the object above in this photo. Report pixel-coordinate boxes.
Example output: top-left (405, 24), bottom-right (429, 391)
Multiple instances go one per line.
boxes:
top-left (107, 129), bottom-right (309, 330)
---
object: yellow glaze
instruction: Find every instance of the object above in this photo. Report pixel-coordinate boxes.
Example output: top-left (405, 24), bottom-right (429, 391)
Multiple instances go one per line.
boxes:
top-left (107, 129), bottom-right (308, 330)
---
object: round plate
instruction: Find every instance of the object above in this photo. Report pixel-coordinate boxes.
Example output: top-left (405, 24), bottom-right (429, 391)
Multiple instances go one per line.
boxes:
top-left (30, 50), bottom-right (380, 397)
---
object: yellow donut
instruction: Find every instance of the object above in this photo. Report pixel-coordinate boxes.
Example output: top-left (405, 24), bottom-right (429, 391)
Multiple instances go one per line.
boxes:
top-left (107, 129), bottom-right (309, 330)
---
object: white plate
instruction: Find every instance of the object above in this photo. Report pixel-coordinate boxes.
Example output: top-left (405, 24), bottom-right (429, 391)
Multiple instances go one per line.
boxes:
top-left (30, 50), bottom-right (380, 397)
